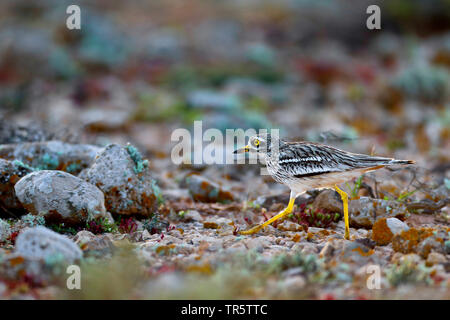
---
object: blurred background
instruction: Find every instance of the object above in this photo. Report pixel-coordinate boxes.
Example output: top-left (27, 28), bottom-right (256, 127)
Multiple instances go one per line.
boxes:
top-left (0, 0), bottom-right (448, 167)
top-left (0, 0), bottom-right (449, 300)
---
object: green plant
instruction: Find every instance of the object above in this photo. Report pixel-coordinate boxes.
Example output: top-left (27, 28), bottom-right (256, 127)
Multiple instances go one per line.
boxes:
top-left (48, 223), bottom-right (79, 235)
top-left (397, 189), bottom-right (418, 202)
top-left (86, 217), bottom-right (117, 234)
top-left (386, 259), bottom-right (432, 287)
top-left (346, 175), bottom-right (363, 198)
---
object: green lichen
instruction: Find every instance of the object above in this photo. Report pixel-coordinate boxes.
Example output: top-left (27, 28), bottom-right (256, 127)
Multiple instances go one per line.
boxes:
top-left (444, 178), bottom-right (450, 190)
top-left (444, 240), bottom-right (450, 254)
top-left (12, 159), bottom-right (36, 172)
top-left (36, 153), bottom-right (60, 170)
top-left (125, 143), bottom-right (149, 174)
top-left (66, 162), bottom-right (82, 174)
top-left (151, 179), bottom-right (164, 205)
top-left (20, 213), bottom-right (45, 227)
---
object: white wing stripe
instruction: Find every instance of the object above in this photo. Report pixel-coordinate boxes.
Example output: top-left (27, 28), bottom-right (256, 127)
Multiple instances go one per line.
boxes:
top-left (279, 156), bottom-right (322, 164)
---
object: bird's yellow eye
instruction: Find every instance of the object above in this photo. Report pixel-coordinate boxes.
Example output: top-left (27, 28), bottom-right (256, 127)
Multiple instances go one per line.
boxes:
top-left (254, 139), bottom-right (260, 146)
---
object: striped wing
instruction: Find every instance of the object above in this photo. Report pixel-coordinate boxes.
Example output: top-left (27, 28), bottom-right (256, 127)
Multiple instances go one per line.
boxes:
top-left (278, 143), bottom-right (394, 178)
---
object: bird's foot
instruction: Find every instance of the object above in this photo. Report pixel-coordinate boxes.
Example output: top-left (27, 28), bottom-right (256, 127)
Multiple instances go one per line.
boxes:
top-left (239, 224), bottom-right (265, 235)
top-left (239, 197), bottom-right (296, 236)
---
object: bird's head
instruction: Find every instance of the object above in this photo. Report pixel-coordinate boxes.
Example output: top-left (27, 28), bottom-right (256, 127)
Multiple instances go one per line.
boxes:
top-left (233, 133), bottom-right (280, 155)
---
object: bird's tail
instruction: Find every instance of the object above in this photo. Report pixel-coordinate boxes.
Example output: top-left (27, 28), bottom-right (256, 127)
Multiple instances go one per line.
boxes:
top-left (389, 159), bottom-right (415, 165)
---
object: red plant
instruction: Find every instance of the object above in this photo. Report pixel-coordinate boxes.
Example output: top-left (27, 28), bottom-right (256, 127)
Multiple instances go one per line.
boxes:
top-left (290, 205), bottom-right (341, 229)
top-left (7, 231), bottom-right (20, 244)
top-left (119, 217), bottom-right (138, 234)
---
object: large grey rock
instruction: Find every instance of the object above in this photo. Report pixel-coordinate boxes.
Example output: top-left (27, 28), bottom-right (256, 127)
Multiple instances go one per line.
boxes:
top-left (14, 170), bottom-right (109, 224)
top-left (0, 159), bottom-right (33, 215)
top-left (0, 141), bottom-right (101, 174)
top-left (14, 226), bottom-right (82, 262)
top-left (0, 226), bottom-right (82, 285)
top-left (85, 144), bottom-right (161, 216)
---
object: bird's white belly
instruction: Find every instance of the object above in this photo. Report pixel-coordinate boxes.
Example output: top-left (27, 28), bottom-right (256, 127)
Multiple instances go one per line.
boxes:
top-left (287, 169), bottom-right (367, 195)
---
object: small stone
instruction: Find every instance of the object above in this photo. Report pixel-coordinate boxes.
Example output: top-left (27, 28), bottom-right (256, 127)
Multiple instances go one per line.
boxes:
top-left (73, 231), bottom-right (114, 257)
top-left (417, 237), bottom-right (445, 259)
top-left (205, 217), bottom-right (233, 230)
top-left (281, 267), bottom-right (304, 278)
top-left (319, 241), bottom-right (335, 259)
top-left (391, 252), bottom-right (421, 264)
top-left (184, 174), bottom-right (234, 203)
top-left (184, 210), bottom-right (203, 222)
top-left (80, 108), bottom-right (130, 131)
top-left (14, 170), bottom-right (109, 225)
top-left (307, 227), bottom-right (326, 233)
top-left (254, 193), bottom-right (291, 209)
top-left (298, 243), bottom-right (319, 255)
top-left (162, 188), bottom-right (190, 201)
top-left (426, 252), bottom-right (446, 266)
top-left (277, 221), bottom-right (303, 232)
top-left (386, 218), bottom-right (410, 234)
top-left (15, 226), bottom-right (82, 262)
top-left (243, 236), bottom-right (272, 252)
top-left (372, 217), bottom-right (409, 245)
top-left (281, 275), bottom-right (306, 294)
top-left (342, 240), bottom-right (374, 260)
top-left (203, 221), bottom-right (219, 229)
top-left (141, 229), bottom-right (152, 241)
top-left (73, 230), bottom-right (96, 245)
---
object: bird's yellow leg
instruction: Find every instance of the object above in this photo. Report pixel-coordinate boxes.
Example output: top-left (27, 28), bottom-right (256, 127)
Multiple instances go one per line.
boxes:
top-left (334, 184), bottom-right (350, 240)
top-left (239, 197), bottom-right (296, 235)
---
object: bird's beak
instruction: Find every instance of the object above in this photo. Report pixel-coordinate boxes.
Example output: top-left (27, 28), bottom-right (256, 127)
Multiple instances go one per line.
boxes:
top-left (233, 145), bottom-right (250, 154)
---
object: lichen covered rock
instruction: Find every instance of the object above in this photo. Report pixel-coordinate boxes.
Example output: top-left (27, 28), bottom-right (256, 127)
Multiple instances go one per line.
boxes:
top-left (372, 217), bottom-right (410, 245)
top-left (0, 141), bottom-right (101, 174)
top-left (0, 158), bottom-right (33, 215)
top-left (14, 226), bottom-right (82, 262)
top-left (85, 144), bottom-right (162, 216)
top-left (14, 170), bottom-right (109, 224)
top-left (391, 227), bottom-right (448, 258)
